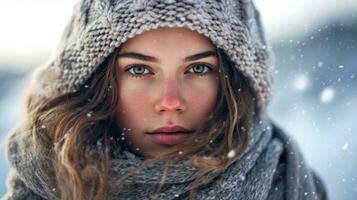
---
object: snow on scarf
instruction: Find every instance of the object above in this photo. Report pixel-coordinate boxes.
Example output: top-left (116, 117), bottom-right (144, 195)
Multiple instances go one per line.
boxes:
top-left (1, 118), bottom-right (327, 200)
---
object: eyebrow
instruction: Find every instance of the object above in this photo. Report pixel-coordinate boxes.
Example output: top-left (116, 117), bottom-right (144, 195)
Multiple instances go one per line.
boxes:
top-left (117, 50), bottom-right (217, 62)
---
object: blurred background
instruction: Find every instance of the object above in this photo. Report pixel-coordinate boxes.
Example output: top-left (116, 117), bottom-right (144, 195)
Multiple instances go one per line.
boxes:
top-left (0, 0), bottom-right (356, 199)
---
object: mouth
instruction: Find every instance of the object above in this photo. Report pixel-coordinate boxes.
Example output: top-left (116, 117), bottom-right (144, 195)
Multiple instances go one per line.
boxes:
top-left (146, 131), bottom-right (193, 145)
top-left (146, 125), bottom-right (194, 145)
top-left (147, 125), bottom-right (194, 134)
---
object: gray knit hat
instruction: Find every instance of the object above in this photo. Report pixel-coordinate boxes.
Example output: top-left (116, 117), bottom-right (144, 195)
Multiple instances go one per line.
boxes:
top-left (33, 0), bottom-right (273, 114)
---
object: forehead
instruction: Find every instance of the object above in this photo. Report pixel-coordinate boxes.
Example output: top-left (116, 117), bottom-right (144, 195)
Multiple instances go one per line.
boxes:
top-left (119, 27), bottom-right (216, 53)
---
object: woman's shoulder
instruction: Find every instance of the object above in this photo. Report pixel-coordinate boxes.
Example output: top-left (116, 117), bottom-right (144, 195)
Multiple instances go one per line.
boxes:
top-left (268, 121), bottom-right (328, 200)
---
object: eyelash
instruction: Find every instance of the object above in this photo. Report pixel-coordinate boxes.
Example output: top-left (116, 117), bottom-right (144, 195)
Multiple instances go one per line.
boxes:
top-left (125, 63), bottom-right (213, 78)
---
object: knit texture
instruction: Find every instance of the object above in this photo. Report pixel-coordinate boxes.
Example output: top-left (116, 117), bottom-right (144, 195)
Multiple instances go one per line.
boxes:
top-left (33, 0), bottom-right (273, 115)
top-left (1, 1), bottom-right (329, 199)
top-left (1, 118), bottom-right (327, 200)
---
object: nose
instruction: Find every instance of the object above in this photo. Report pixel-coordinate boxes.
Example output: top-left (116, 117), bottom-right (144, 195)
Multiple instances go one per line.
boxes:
top-left (154, 79), bottom-right (186, 114)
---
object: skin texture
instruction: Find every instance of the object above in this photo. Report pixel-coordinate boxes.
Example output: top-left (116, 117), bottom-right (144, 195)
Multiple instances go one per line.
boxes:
top-left (115, 27), bottom-right (220, 158)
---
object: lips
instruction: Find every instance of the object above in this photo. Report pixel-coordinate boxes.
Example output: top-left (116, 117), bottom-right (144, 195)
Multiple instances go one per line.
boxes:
top-left (147, 125), bottom-right (193, 134)
top-left (146, 125), bottom-right (193, 145)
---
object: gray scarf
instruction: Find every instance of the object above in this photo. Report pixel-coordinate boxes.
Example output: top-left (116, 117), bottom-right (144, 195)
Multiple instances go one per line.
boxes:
top-left (2, 118), bottom-right (327, 200)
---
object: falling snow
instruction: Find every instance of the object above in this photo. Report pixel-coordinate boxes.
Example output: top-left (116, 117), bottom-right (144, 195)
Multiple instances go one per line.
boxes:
top-left (293, 74), bottom-right (309, 91)
top-left (317, 61), bottom-right (324, 67)
top-left (54, 130), bottom-right (71, 149)
top-left (320, 87), bottom-right (335, 103)
top-left (342, 143), bottom-right (349, 150)
top-left (265, 13), bottom-right (357, 200)
top-left (227, 150), bottom-right (236, 158)
top-left (0, 2), bottom-right (356, 200)
top-left (87, 112), bottom-right (93, 117)
top-left (239, 174), bottom-right (246, 181)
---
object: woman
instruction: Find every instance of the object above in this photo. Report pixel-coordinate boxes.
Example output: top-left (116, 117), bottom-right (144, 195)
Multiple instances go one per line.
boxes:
top-left (2, 0), bottom-right (327, 200)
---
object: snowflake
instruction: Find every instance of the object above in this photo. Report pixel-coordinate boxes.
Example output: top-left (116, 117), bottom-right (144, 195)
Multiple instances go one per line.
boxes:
top-left (293, 74), bottom-right (309, 91)
top-left (342, 143), bottom-right (349, 150)
top-left (227, 149), bottom-right (236, 158)
top-left (320, 87), bottom-right (335, 103)
top-left (87, 112), bottom-right (93, 117)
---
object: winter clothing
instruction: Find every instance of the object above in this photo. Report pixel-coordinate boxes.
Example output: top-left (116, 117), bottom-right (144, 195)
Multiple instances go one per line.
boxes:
top-left (2, 118), bottom-right (327, 200)
top-left (1, 0), bottom-right (328, 199)
top-left (31, 0), bottom-right (273, 115)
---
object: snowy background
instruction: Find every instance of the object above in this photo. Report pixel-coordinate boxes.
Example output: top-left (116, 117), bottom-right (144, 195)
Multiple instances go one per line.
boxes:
top-left (0, 0), bottom-right (356, 199)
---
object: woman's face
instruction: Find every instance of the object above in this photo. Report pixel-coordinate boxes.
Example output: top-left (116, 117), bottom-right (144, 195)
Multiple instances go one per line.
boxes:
top-left (115, 27), bottom-right (220, 158)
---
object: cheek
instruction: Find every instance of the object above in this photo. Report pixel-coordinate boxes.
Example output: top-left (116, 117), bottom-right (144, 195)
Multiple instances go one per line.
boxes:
top-left (184, 76), bottom-right (219, 114)
top-left (116, 81), bottom-right (151, 125)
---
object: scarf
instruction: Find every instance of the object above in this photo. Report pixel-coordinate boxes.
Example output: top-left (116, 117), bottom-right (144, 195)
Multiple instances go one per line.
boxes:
top-left (2, 118), bottom-right (327, 200)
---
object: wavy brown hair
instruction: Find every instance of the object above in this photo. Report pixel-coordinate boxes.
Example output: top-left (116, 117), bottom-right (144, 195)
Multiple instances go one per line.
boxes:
top-left (26, 46), bottom-right (255, 200)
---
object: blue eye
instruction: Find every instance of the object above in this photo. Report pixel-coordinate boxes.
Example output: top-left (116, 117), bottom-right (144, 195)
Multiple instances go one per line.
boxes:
top-left (187, 63), bottom-right (212, 76)
top-left (126, 65), bottom-right (151, 78)
top-left (125, 63), bottom-right (212, 78)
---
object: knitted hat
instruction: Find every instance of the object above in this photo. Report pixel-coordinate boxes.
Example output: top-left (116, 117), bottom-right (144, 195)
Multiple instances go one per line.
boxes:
top-left (33, 0), bottom-right (274, 114)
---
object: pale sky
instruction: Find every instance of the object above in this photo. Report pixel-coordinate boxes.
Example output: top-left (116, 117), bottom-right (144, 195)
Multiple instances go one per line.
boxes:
top-left (0, 0), bottom-right (356, 71)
